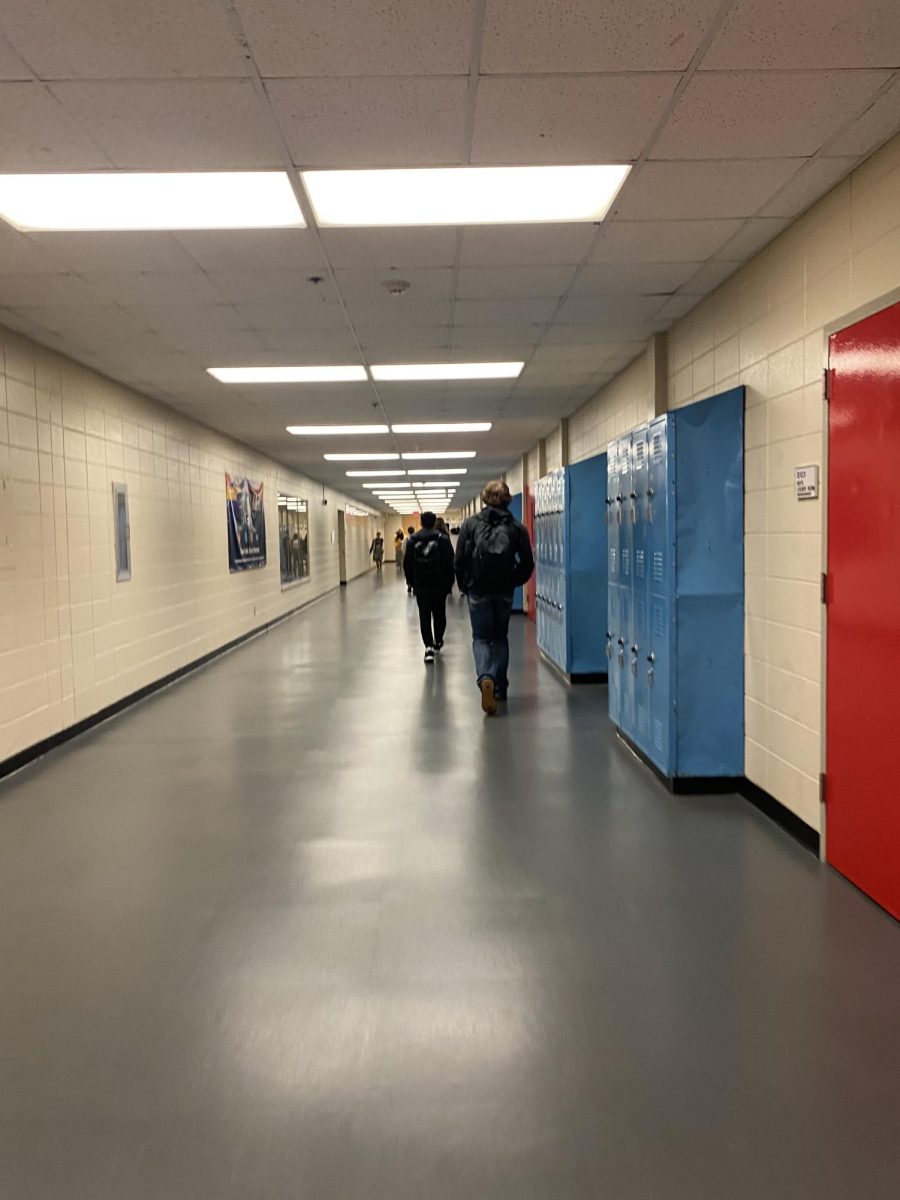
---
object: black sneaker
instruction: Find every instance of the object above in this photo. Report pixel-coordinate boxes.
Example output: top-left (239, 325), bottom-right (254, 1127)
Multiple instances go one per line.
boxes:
top-left (424, 648), bottom-right (435, 664)
top-left (434, 641), bottom-right (444, 651)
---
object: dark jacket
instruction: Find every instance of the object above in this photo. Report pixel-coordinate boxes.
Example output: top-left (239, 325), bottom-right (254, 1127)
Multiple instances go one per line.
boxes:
top-left (454, 506), bottom-right (534, 596)
top-left (404, 528), bottom-right (455, 593)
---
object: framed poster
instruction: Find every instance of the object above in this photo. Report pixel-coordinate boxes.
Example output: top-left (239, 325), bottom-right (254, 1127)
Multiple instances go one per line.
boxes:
top-left (226, 474), bottom-right (266, 572)
top-left (278, 493), bottom-right (310, 586)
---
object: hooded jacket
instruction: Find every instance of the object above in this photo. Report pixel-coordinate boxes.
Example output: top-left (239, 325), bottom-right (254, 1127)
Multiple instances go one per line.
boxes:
top-left (454, 505), bottom-right (534, 596)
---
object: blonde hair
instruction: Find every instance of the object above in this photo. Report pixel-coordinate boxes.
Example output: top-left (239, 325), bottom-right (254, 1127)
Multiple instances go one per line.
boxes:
top-left (481, 480), bottom-right (511, 509)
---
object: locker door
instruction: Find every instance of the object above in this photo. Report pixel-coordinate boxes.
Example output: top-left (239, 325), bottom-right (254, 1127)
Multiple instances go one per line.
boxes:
top-left (617, 434), bottom-right (636, 738)
top-left (645, 415), bottom-right (675, 773)
top-left (631, 425), bottom-right (651, 753)
top-left (606, 445), bottom-right (621, 722)
top-left (827, 300), bottom-right (900, 920)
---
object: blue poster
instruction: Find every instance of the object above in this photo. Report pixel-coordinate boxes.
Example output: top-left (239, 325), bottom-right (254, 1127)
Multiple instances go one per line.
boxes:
top-left (226, 474), bottom-right (267, 572)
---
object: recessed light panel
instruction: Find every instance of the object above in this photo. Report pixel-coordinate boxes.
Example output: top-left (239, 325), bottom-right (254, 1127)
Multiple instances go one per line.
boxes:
top-left (210, 366), bottom-right (366, 383)
top-left (302, 166), bottom-right (630, 227)
top-left (402, 452), bottom-right (477, 460)
top-left (0, 172), bottom-right (304, 232)
top-left (346, 470), bottom-right (405, 477)
top-left (405, 467), bottom-right (467, 475)
top-left (324, 453), bottom-right (400, 461)
top-left (373, 363), bottom-right (523, 381)
top-left (392, 423), bottom-right (492, 434)
top-left (287, 425), bottom-right (388, 435)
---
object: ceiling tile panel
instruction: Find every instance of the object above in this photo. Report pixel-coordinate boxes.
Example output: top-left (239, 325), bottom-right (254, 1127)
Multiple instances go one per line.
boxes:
top-left (122, 304), bottom-right (249, 333)
top-left (76, 271), bottom-right (227, 307)
top-left (616, 159), bottom-right (804, 220)
top-left (335, 267), bottom-right (454, 304)
top-left (480, 0), bottom-right (722, 72)
top-left (590, 219), bottom-right (745, 263)
top-left (0, 82), bottom-right (109, 169)
top-left (267, 77), bottom-right (468, 168)
top-left (0, 39), bottom-right (30, 81)
top-left (825, 80), bottom-right (900, 157)
top-left (237, 301), bottom-right (350, 332)
top-left (319, 228), bottom-right (457, 269)
top-left (649, 294), bottom-right (700, 323)
top-left (758, 156), bottom-right (860, 217)
top-left (448, 325), bottom-right (542, 347)
top-left (680, 260), bottom-right (742, 294)
top-left (0, 230), bottom-right (70, 274)
top-left (344, 297), bottom-right (453, 327)
top-left (1, 0), bottom-right (249, 79)
top-left (471, 74), bottom-right (679, 164)
top-left (51, 80), bottom-right (283, 169)
top-left (703, 0), bottom-right (900, 69)
top-left (711, 217), bottom-right (792, 260)
top-left (570, 261), bottom-right (702, 296)
top-left (175, 230), bottom-right (323, 273)
top-left (260, 329), bottom-right (363, 355)
top-left (162, 329), bottom-right (270, 358)
top-left (455, 265), bottom-right (576, 299)
top-left (453, 297), bottom-right (560, 325)
top-left (459, 225), bottom-right (597, 266)
top-left (31, 232), bottom-right (202, 274)
top-left (0, 274), bottom-right (113, 308)
top-left (554, 294), bottom-right (666, 325)
top-left (238, 0), bottom-right (475, 77)
top-left (654, 70), bottom-right (891, 160)
top-left (207, 271), bottom-right (341, 306)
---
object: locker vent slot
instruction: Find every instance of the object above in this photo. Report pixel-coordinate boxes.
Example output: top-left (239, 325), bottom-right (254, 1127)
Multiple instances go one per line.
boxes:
top-left (635, 549), bottom-right (645, 578)
top-left (653, 719), bottom-right (664, 751)
top-left (638, 705), bottom-right (649, 737)
top-left (652, 432), bottom-right (663, 462)
top-left (652, 604), bottom-right (665, 638)
top-left (635, 441), bottom-right (645, 469)
top-left (622, 548), bottom-right (631, 577)
top-left (653, 551), bottom-right (664, 582)
top-left (609, 547), bottom-right (617, 575)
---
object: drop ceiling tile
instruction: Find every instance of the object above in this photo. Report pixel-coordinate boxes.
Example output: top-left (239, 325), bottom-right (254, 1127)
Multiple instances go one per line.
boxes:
top-left (758, 156), bottom-right (859, 217)
top-left (122, 304), bottom-right (249, 333)
top-left (449, 325), bottom-right (543, 347)
top-left (207, 271), bottom-right (340, 306)
top-left (571, 261), bottom-right (702, 296)
top-left (319, 228), bottom-right (457, 269)
top-left (0, 230), bottom-right (71, 274)
top-left (51, 80), bottom-right (283, 169)
top-left (471, 74), bottom-right (679, 164)
top-left (590, 219), bottom-right (745, 263)
top-left (616, 159), bottom-right (804, 220)
top-left (161, 329), bottom-right (270, 358)
top-left (649, 294), bottom-right (700, 323)
top-left (267, 77), bottom-right (468, 168)
top-left (654, 70), bottom-right (891, 160)
top-left (175, 230), bottom-right (322, 273)
top-left (30, 232), bottom-right (202, 274)
top-left (554, 294), bottom-right (666, 324)
top-left (1, 1), bottom-right (249, 79)
top-left (481, 0), bottom-right (722, 72)
top-left (344, 298), bottom-right (453, 327)
top-left (0, 38), bottom-right (29, 81)
top-left (0, 82), bottom-right (109, 169)
top-left (455, 265), bottom-right (576, 300)
top-left (260, 328), bottom-right (362, 355)
top-left (76, 271), bottom-right (227, 307)
top-left (460, 225), bottom-right (596, 267)
top-left (335, 267), bottom-right (454, 305)
top-left (237, 301), bottom-right (351, 332)
top-left (0, 274), bottom-right (115, 307)
top-left (703, 0), bottom-right (900, 69)
top-left (826, 80), bottom-right (900, 157)
top-left (239, 0), bottom-right (475, 76)
top-left (8, 304), bottom-right (150, 342)
top-left (453, 298), bottom-right (559, 325)
top-left (680, 260), bottom-right (742, 294)
top-left (711, 217), bottom-right (791, 260)
top-left (528, 344), bottom-right (623, 369)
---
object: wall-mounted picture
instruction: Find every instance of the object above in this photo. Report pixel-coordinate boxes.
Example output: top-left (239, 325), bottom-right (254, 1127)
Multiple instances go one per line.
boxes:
top-left (278, 493), bottom-right (310, 586)
top-left (226, 474), bottom-right (267, 572)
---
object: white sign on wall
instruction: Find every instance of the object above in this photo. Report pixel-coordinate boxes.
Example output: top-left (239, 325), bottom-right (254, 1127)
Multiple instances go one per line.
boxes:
top-left (795, 465), bottom-right (819, 500)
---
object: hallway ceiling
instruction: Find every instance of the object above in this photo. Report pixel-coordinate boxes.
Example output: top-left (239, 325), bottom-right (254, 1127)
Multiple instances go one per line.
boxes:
top-left (0, 0), bottom-right (898, 507)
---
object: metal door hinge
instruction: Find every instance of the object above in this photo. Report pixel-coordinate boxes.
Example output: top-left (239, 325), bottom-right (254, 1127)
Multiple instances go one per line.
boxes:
top-left (820, 572), bottom-right (828, 605)
top-left (819, 772), bottom-right (827, 807)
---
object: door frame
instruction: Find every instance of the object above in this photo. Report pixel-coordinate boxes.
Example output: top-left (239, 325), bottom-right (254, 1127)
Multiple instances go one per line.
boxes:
top-left (336, 508), bottom-right (348, 585)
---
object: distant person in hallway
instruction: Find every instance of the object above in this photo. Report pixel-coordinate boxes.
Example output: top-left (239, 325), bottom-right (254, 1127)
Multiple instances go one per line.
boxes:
top-left (455, 481), bottom-right (534, 715)
top-left (370, 531), bottom-right (384, 571)
top-left (435, 517), bottom-right (454, 592)
top-left (405, 525), bottom-right (415, 593)
top-left (394, 529), bottom-right (405, 570)
top-left (405, 511), bottom-right (455, 665)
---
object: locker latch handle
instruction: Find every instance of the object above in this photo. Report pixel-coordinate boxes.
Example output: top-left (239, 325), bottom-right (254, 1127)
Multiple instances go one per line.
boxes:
top-left (646, 488), bottom-right (654, 523)
top-left (616, 494), bottom-right (623, 524)
top-left (629, 491), bottom-right (637, 523)
top-left (630, 644), bottom-right (638, 675)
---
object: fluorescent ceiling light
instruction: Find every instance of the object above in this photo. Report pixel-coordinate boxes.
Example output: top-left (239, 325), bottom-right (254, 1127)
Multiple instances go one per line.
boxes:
top-left (373, 363), bottom-right (523, 382)
top-left (406, 467), bottom-right (467, 475)
top-left (287, 424), bottom-right (388, 436)
top-left (410, 482), bottom-right (461, 488)
top-left (324, 453), bottom-right (400, 461)
top-left (392, 423), bottom-right (492, 434)
top-left (210, 365), bottom-right (366, 383)
top-left (402, 452), bottom-right (476, 461)
top-left (0, 172), bottom-right (304, 232)
top-left (346, 470), bottom-right (405, 477)
top-left (303, 165), bottom-right (630, 227)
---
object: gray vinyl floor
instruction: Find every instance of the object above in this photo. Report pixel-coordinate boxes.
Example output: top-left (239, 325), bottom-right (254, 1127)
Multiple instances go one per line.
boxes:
top-left (1, 570), bottom-right (899, 1199)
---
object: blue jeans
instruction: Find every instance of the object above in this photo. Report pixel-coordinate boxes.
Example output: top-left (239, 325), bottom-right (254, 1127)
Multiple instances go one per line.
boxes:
top-left (467, 592), bottom-right (513, 695)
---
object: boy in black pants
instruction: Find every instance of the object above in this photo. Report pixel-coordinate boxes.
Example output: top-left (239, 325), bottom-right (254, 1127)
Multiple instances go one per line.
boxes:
top-left (404, 512), bottom-right (455, 664)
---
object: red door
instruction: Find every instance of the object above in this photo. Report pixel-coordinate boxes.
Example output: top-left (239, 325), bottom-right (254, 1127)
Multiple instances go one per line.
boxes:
top-left (524, 486), bottom-right (536, 620)
top-left (827, 299), bottom-right (900, 919)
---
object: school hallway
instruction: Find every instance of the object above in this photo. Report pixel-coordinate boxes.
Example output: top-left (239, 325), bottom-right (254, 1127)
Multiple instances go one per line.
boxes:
top-left (0, 570), bottom-right (898, 1199)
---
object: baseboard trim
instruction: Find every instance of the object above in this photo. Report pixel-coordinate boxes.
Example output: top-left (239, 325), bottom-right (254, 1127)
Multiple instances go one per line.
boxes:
top-left (539, 651), bottom-right (607, 686)
top-left (0, 584), bottom-right (340, 784)
top-left (615, 731), bottom-right (819, 855)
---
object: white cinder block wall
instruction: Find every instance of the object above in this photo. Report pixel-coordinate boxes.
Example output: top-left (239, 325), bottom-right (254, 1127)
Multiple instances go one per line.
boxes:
top-left (0, 326), bottom-right (377, 765)
top-left (518, 132), bottom-right (900, 834)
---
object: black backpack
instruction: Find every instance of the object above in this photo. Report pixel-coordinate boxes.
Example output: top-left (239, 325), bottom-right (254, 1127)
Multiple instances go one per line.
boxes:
top-left (471, 514), bottom-right (517, 592)
top-left (412, 534), bottom-right (443, 587)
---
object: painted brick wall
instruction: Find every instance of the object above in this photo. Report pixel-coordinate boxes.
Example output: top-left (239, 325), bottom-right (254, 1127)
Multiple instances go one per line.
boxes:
top-left (0, 326), bottom-right (377, 764)
top-left (567, 347), bottom-right (654, 466)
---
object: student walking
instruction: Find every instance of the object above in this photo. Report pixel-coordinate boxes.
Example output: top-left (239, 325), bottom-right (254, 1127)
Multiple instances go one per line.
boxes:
top-left (404, 512), bottom-right (455, 664)
top-left (370, 531), bottom-right (385, 571)
top-left (404, 525), bottom-right (415, 593)
top-left (454, 481), bottom-right (534, 714)
top-left (394, 529), bottom-right (405, 570)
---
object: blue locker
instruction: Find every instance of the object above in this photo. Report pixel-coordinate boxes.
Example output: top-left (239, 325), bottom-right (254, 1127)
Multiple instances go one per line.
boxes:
top-left (535, 455), bottom-right (609, 680)
top-left (607, 388), bottom-right (744, 782)
top-left (509, 491), bottom-right (525, 613)
top-left (606, 443), bottom-right (621, 723)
